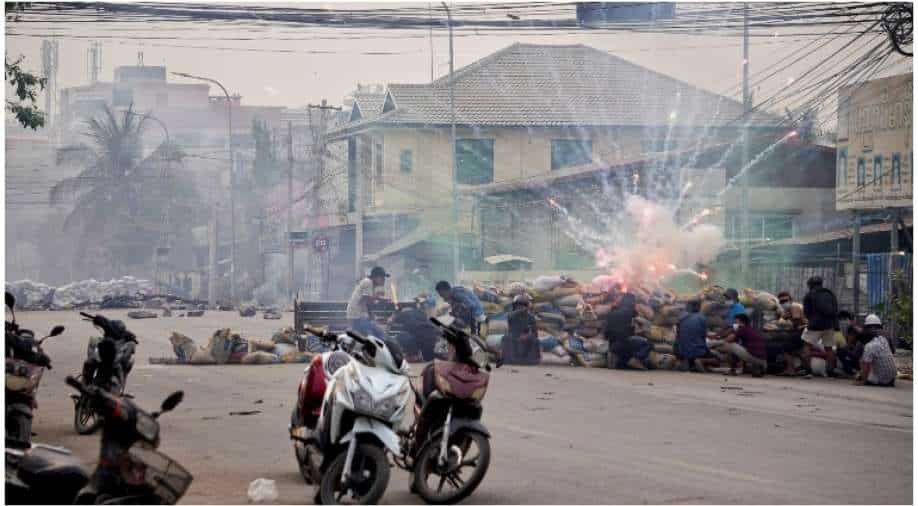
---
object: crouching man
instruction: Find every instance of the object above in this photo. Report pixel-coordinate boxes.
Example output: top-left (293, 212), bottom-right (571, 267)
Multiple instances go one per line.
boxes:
top-left (855, 314), bottom-right (898, 387)
top-left (720, 313), bottom-right (768, 377)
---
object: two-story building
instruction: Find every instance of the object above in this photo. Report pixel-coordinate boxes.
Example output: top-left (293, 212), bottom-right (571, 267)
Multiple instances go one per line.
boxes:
top-left (319, 42), bottom-right (785, 299)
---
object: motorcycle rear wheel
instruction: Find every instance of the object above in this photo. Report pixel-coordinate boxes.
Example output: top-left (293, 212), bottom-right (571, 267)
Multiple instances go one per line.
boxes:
top-left (413, 430), bottom-right (490, 505)
top-left (73, 395), bottom-right (101, 435)
top-left (319, 443), bottom-right (390, 505)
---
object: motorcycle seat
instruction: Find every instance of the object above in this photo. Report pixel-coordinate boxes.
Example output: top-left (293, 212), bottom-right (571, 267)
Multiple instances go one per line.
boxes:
top-left (19, 445), bottom-right (90, 493)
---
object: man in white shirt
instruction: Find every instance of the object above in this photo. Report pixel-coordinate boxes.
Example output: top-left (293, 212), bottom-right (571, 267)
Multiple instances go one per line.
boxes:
top-left (346, 266), bottom-right (389, 339)
top-left (855, 314), bottom-right (897, 387)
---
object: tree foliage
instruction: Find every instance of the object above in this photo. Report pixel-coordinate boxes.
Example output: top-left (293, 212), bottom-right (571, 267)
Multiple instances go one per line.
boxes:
top-left (5, 56), bottom-right (46, 130)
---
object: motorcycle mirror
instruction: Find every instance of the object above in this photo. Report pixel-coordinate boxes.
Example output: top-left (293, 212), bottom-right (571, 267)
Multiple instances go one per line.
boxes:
top-left (49, 325), bottom-right (65, 337)
top-left (6, 292), bottom-right (15, 310)
top-left (160, 391), bottom-right (184, 413)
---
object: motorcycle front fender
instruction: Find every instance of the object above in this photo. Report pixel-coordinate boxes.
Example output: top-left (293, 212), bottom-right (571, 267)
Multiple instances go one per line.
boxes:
top-left (340, 417), bottom-right (401, 455)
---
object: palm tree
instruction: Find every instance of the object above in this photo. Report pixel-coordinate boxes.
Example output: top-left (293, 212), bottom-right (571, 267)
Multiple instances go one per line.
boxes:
top-left (50, 104), bottom-right (187, 278)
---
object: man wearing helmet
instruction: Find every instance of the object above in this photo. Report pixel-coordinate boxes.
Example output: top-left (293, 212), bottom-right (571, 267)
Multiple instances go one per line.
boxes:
top-left (801, 276), bottom-right (839, 376)
top-left (855, 314), bottom-right (897, 387)
top-left (501, 294), bottom-right (540, 365)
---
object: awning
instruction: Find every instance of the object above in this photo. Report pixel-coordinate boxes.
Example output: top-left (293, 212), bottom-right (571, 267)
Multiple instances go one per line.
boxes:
top-left (364, 214), bottom-right (452, 263)
top-left (484, 254), bottom-right (533, 265)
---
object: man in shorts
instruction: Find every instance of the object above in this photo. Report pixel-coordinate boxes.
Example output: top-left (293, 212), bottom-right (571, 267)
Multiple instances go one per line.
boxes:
top-left (801, 276), bottom-right (839, 376)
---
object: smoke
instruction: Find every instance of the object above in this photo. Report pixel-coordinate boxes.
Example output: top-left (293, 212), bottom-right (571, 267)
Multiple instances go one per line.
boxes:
top-left (253, 254), bottom-right (286, 307)
top-left (586, 195), bottom-right (724, 289)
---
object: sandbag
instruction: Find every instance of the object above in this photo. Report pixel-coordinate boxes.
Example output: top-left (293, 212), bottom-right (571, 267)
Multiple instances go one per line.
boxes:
top-left (635, 304), bottom-right (654, 321)
top-left (482, 302), bottom-right (504, 315)
top-left (207, 328), bottom-right (234, 364)
top-left (239, 305), bottom-right (256, 317)
top-left (272, 327), bottom-right (297, 345)
top-left (533, 275), bottom-right (567, 292)
top-left (741, 289), bottom-right (780, 311)
top-left (577, 326), bottom-right (600, 338)
top-left (653, 353), bottom-right (678, 370)
top-left (633, 316), bottom-right (653, 335)
top-left (571, 351), bottom-right (607, 368)
top-left (702, 286), bottom-right (726, 303)
top-left (488, 319), bottom-right (509, 335)
top-left (250, 339), bottom-right (276, 353)
top-left (241, 351), bottom-right (280, 365)
top-left (593, 304), bottom-right (612, 317)
top-left (274, 343), bottom-right (298, 356)
top-left (506, 282), bottom-right (529, 296)
top-left (583, 337), bottom-right (608, 354)
top-left (169, 332), bottom-right (197, 363)
top-left (540, 354), bottom-right (570, 366)
top-left (127, 310), bottom-right (157, 319)
top-left (533, 302), bottom-right (556, 313)
top-left (654, 305), bottom-right (683, 326)
top-left (282, 351), bottom-right (312, 363)
top-left (537, 312), bottom-right (565, 326)
top-left (648, 325), bottom-right (675, 343)
top-left (560, 306), bottom-right (580, 318)
top-left (555, 294), bottom-right (584, 307)
top-left (701, 301), bottom-right (727, 316)
top-left (652, 343), bottom-right (674, 354)
top-left (537, 320), bottom-right (561, 333)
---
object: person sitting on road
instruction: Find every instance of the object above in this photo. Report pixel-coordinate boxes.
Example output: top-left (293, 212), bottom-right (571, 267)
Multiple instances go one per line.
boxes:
top-left (501, 294), bottom-right (541, 366)
top-left (801, 276), bottom-right (839, 377)
top-left (855, 314), bottom-right (897, 387)
top-left (724, 288), bottom-right (746, 327)
top-left (346, 266), bottom-right (389, 339)
top-left (604, 292), bottom-right (653, 370)
top-left (675, 300), bottom-right (716, 373)
top-left (720, 313), bottom-right (767, 377)
top-left (436, 281), bottom-right (486, 336)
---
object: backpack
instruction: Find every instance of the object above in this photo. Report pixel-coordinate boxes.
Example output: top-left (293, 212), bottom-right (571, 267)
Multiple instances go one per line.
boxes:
top-left (811, 288), bottom-right (837, 319)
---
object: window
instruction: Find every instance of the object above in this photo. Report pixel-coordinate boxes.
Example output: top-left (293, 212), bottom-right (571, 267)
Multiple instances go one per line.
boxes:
top-left (892, 153), bottom-right (901, 185)
top-left (399, 149), bottom-right (412, 173)
top-left (763, 215), bottom-right (793, 241)
top-left (551, 139), bottom-right (592, 170)
top-left (727, 213), bottom-right (793, 241)
top-left (873, 155), bottom-right (883, 186)
top-left (857, 157), bottom-right (866, 186)
top-left (455, 139), bottom-right (494, 185)
top-left (374, 140), bottom-right (383, 188)
top-left (838, 148), bottom-right (848, 183)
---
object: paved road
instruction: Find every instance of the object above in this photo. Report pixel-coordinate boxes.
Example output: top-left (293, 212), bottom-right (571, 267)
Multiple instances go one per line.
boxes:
top-left (19, 310), bottom-right (913, 504)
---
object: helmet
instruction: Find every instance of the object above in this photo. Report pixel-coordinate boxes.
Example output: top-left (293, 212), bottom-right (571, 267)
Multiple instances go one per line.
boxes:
top-left (864, 314), bottom-right (882, 327)
top-left (807, 276), bottom-right (823, 289)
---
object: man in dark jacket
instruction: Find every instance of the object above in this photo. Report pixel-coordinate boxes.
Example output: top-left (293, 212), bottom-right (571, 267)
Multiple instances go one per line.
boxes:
top-left (502, 295), bottom-right (541, 365)
top-left (390, 301), bottom-right (439, 362)
top-left (675, 300), bottom-right (714, 372)
top-left (604, 293), bottom-right (652, 369)
top-left (801, 276), bottom-right (839, 376)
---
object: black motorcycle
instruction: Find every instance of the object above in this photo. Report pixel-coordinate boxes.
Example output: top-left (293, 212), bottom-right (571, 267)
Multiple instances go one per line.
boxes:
top-left (73, 312), bottom-right (137, 435)
top-left (5, 292), bottom-right (65, 444)
top-left (6, 349), bottom-right (190, 505)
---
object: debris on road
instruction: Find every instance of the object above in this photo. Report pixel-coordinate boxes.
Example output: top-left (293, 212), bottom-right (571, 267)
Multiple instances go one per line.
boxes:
top-left (239, 305), bottom-right (256, 318)
top-left (127, 310), bottom-right (158, 319)
top-left (247, 478), bottom-right (278, 504)
top-left (263, 308), bottom-right (282, 320)
top-left (229, 410), bottom-right (262, 416)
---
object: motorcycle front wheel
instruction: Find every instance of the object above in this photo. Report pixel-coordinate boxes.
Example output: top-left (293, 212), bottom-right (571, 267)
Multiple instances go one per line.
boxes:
top-left (73, 395), bottom-right (101, 435)
top-left (412, 430), bottom-right (490, 504)
top-left (319, 443), bottom-right (390, 505)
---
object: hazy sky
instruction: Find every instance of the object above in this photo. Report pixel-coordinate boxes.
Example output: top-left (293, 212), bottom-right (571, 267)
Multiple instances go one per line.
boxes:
top-left (6, 2), bottom-right (910, 116)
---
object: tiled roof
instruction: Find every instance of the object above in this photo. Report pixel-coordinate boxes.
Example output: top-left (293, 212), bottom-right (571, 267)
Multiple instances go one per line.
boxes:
top-left (352, 92), bottom-right (387, 121)
top-left (331, 43), bottom-right (780, 137)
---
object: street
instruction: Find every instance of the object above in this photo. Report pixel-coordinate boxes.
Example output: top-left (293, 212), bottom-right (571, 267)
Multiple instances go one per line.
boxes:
top-left (22, 310), bottom-right (913, 505)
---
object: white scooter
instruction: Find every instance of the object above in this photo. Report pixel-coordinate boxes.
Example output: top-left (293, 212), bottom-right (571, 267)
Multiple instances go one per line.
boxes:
top-left (311, 329), bottom-right (412, 504)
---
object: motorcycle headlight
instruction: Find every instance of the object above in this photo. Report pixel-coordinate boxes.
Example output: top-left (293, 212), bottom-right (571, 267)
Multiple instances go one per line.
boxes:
top-left (351, 388), bottom-right (406, 420)
top-left (135, 412), bottom-right (159, 444)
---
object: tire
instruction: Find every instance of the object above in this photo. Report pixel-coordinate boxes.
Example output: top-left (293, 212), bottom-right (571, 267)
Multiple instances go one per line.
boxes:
top-left (319, 443), bottom-right (390, 505)
top-left (74, 395), bottom-right (101, 435)
top-left (413, 430), bottom-right (490, 505)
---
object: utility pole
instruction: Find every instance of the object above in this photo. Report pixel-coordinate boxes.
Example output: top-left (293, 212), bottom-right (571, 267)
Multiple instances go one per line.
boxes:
top-left (443, 1), bottom-right (459, 283)
top-left (429, 1), bottom-right (435, 83)
top-left (287, 121), bottom-right (295, 304)
top-left (306, 101), bottom-right (342, 290)
top-left (852, 211), bottom-right (861, 317)
top-left (739, 2), bottom-right (751, 284)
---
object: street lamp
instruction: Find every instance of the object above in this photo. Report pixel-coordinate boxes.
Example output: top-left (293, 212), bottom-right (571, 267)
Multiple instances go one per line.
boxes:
top-left (172, 71), bottom-right (237, 307)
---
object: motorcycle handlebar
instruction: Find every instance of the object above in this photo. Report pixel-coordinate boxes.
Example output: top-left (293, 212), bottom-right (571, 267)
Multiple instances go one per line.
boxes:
top-left (65, 375), bottom-right (88, 395)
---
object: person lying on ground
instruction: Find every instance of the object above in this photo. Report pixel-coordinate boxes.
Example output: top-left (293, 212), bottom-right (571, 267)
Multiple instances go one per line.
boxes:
top-left (778, 291), bottom-right (807, 330)
top-left (720, 313), bottom-right (767, 377)
top-left (675, 300), bottom-right (717, 373)
top-left (855, 314), bottom-right (897, 387)
top-left (501, 294), bottom-right (541, 366)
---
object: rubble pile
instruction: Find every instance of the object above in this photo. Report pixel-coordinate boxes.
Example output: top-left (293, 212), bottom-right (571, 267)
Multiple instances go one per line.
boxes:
top-left (6, 277), bottom-right (154, 310)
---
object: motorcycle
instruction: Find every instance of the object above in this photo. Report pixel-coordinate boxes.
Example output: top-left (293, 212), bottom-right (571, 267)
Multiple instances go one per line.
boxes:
top-left (293, 327), bottom-right (412, 505)
top-left (7, 356), bottom-right (191, 504)
top-left (73, 312), bottom-right (138, 435)
top-left (395, 318), bottom-right (494, 504)
top-left (5, 292), bottom-right (65, 444)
